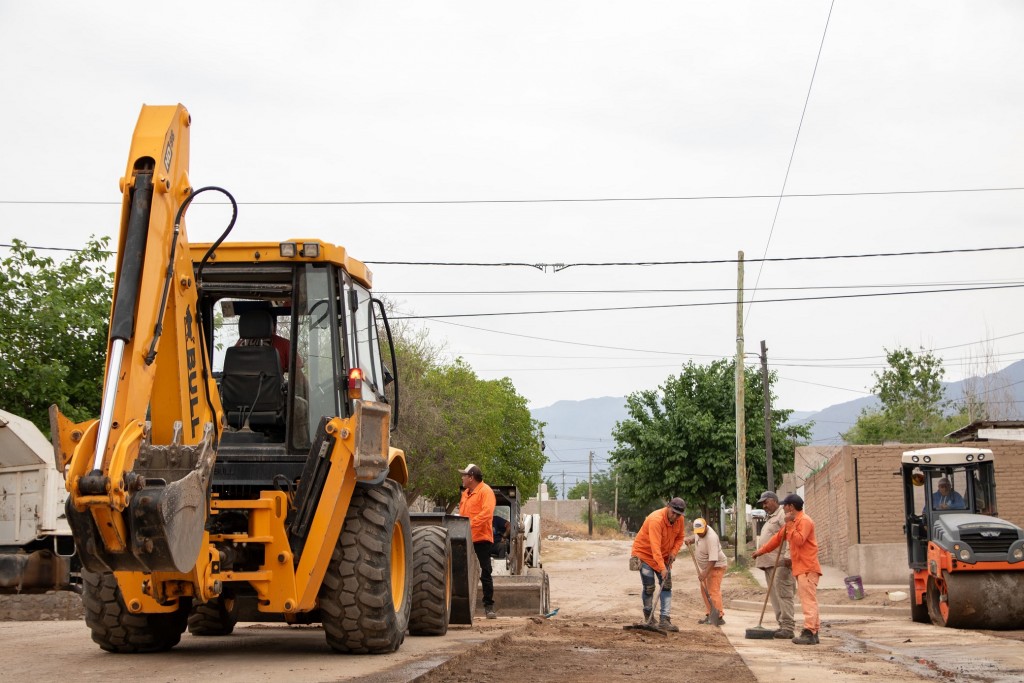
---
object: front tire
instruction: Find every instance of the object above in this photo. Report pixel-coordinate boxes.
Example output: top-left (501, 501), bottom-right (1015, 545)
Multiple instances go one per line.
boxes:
top-left (320, 479), bottom-right (412, 653)
top-left (409, 525), bottom-right (452, 636)
top-left (187, 596), bottom-right (237, 636)
top-left (81, 570), bottom-right (189, 653)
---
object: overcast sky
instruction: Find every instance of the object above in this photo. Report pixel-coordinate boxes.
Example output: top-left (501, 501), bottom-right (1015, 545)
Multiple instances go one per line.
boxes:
top-left (3, 2), bottom-right (1024, 431)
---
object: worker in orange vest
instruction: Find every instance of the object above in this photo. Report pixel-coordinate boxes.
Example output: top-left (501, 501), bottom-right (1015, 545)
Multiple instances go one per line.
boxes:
top-left (459, 463), bottom-right (497, 618)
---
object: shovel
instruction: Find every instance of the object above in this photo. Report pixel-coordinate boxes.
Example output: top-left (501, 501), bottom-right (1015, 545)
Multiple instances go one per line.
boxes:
top-left (746, 532), bottom-right (787, 640)
top-left (689, 542), bottom-right (722, 626)
top-left (623, 569), bottom-right (668, 636)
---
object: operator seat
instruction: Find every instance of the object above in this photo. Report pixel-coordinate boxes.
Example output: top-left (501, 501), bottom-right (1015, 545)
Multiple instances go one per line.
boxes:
top-left (221, 309), bottom-right (286, 432)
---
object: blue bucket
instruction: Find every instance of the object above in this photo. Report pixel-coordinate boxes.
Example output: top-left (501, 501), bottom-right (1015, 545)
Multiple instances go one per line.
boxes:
top-left (844, 575), bottom-right (864, 600)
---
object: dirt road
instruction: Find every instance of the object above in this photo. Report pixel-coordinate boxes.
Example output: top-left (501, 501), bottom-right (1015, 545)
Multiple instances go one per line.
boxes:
top-left (422, 539), bottom-right (1024, 683)
top-left (3, 539), bottom-right (1022, 682)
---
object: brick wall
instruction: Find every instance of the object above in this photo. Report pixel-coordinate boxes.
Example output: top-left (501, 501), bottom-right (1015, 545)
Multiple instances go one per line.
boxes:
top-left (802, 446), bottom-right (851, 570)
top-left (803, 441), bottom-right (1024, 574)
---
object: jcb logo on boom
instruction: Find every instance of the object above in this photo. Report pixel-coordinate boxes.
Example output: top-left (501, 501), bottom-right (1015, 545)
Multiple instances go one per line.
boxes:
top-left (184, 306), bottom-right (200, 437)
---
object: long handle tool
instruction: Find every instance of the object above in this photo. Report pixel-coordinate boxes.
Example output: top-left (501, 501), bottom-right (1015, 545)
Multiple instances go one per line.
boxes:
top-left (689, 542), bottom-right (722, 626)
top-left (745, 531), bottom-right (787, 639)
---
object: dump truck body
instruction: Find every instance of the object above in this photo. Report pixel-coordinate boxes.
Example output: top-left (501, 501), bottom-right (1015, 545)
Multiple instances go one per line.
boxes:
top-left (0, 410), bottom-right (77, 592)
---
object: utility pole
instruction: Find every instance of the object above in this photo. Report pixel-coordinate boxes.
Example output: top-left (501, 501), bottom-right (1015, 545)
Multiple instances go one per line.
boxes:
top-left (735, 251), bottom-right (747, 564)
top-left (614, 471), bottom-right (619, 520)
top-left (760, 340), bottom-right (774, 492)
top-left (588, 450), bottom-right (594, 537)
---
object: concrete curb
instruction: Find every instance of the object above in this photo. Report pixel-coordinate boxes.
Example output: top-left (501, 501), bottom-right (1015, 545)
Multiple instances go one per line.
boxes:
top-left (727, 598), bottom-right (909, 618)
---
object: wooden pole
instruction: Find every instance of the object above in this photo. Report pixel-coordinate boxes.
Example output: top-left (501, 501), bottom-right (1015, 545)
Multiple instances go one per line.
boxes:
top-left (735, 251), bottom-right (747, 564)
top-left (761, 340), bottom-right (774, 491)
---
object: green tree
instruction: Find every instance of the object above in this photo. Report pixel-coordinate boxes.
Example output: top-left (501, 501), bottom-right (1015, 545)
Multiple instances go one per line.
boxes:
top-left (0, 238), bottom-right (113, 431)
top-left (609, 359), bottom-right (811, 522)
top-left (843, 347), bottom-right (965, 444)
top-left (567, 469), bottom-right (657, 531)
top-left (388, 324), bottom-right (545, 509)
top-left (544, 476), bottom-right (559, 500)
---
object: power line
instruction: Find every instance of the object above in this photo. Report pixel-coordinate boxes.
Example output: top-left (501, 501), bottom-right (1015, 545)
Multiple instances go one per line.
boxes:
top-left (383, 278), bottom-right (1024, 296)
top-left (393, 282), bottom-right (1024, 320)
top-left (6, 241), bottom-right (1024, 268)
top-left (2, 185), bottom-right (1024, 206)
top-left (749, 0), bottom-right (836, 320)
top-left (369, 244), bottom-right (1024, 268)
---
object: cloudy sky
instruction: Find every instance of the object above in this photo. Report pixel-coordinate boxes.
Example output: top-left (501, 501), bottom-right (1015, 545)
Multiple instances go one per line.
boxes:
top-left (3, 2), bottom-right (1023, 432)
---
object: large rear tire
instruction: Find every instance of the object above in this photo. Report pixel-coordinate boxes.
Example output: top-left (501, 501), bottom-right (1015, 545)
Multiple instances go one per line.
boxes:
top-left (187, 596), bottom-right (237, 636)
top-left (909, 573), bottom-right (929, 624)
top-left (409, 526), bottom-right (452, 636)
top-left (81, 570), bottom-right (189, 653)
top-left (320, 479), bottom-right (412, 653)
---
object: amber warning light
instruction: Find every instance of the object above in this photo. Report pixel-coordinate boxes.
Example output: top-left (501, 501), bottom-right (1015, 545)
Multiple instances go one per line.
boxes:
top-left (348, 368), bottom-right (364, 399)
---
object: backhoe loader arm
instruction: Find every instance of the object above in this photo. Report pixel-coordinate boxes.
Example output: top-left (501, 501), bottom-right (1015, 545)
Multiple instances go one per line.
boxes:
top-left (55, 104), bottom-right (222, 574)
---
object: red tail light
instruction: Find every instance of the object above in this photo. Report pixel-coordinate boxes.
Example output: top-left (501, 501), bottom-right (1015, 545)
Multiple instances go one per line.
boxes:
top-left (348, 368), bottom-right (364, 400)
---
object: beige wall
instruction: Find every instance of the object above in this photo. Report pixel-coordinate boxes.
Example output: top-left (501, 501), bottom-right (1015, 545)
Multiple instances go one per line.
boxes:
top-left (802, 442), bottom-right (1024, 574)
top-left (522, 497), bottom-right (598, 524)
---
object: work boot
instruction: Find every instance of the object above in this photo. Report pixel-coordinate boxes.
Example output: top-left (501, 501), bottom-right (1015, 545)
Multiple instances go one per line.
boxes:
top-left (485, 606), bottom-right (497, 619)
top-left (697, 615), bottom-right (710, 624)
top-left (643, 608), bottom-right (652, 622)
top-left (773, 628), bottom-right (795, 639)
top-left (792, 629), bottom-right (818, 645)
top-left (659, 616), bottom-right (679, 632)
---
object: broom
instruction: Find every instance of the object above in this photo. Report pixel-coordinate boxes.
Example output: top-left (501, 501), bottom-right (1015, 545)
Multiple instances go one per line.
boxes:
top-left (745, 531), bottom-right (787, 639)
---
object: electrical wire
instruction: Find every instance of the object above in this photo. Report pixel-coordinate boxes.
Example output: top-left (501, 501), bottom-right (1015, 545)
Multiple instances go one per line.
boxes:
top-left (392, 282), bottom-right (1024, 320)
top-left (748, 0), bottom-right (836, 320)
top-left (3, 185), bottom-right (1024, 206)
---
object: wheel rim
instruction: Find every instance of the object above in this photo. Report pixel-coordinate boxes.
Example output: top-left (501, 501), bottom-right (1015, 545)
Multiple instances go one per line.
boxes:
top-left (391, 522), bottom-right (407, 610)
top-left (445, 556), bottom-right (453, 609)
top-left (936, 579), bottom-right (951, 624)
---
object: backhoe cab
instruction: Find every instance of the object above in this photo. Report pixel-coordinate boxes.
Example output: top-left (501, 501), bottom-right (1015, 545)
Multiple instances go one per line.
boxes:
top-left (48, 104), bottom-right (455, 654)
top-left (902, 447), bottom-right (1024, 629)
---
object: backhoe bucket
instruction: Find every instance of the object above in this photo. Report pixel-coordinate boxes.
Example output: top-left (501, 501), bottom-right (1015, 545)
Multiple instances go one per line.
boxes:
top-left (68, 422), bottom-right (216, 574)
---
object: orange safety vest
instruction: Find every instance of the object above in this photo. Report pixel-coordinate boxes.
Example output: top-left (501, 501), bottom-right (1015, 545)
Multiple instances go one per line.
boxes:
top-left (760, 510), bottom-right (821, 577)
top-left (459, 482), bottom-right (496, 543)
top-left (631, 507), bottom-right (686, 574)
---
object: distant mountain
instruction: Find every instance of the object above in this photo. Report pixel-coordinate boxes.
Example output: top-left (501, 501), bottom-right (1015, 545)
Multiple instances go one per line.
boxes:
top-left (795, 358), bottom-right (1024, 445)
top-left (531, 360), bottom-right (1024, 487)
top-left (531, 397), bottom-right (626, 495)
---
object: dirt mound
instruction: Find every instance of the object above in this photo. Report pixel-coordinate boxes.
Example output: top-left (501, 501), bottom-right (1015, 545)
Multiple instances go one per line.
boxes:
top-left (417, 616), bottom-right (755, 683)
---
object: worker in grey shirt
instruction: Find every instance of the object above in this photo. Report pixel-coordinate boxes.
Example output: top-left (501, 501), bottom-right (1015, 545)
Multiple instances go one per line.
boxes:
top-left (756, 491), bottom-right (796, 639)
top-left (685, 518), bottom-right (728, 625)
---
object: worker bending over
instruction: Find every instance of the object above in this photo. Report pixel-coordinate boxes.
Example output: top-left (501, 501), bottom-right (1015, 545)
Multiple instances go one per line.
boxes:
top-left (686, 518), bottom-right (728, 624)
top-left (630, 497), bottom-right (687, 632)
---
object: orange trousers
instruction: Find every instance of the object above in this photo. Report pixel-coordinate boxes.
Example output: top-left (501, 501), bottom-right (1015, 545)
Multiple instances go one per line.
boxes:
top-left (700, 566), bottom-right (726, 618)
top-left (796, 571), bottom-right (820, 633)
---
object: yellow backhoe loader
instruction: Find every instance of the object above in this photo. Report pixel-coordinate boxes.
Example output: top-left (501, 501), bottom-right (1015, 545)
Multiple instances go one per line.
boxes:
top-left (49, 103), bottom-right (464, 653)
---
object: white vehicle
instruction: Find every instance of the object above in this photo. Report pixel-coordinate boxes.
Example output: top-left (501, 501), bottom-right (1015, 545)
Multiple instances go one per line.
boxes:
top-left (0, 409), bottom-right (77, 592)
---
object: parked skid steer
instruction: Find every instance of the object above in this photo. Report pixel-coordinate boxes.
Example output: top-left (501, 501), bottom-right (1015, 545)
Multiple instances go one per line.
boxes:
top-left (902, 447), bottom-right (1024, 630)
top-left (48, 104), bottom-right (457, 653)
top-left (487, 486), bottom-right (550, 616)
